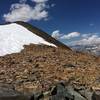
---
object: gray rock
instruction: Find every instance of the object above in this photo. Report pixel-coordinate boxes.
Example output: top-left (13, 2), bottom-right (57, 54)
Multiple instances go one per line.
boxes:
top-left (78, 89), bottom-right (93, 100)
top-left (92, 90), bottom-right (100, 100)
top-left (65, 86), bottom-right (86, 100)
top-left (50, 83), bottom-right (74, 100)
top-left (74, 86), bottom-right (93, 100)
top-left (0, 84), bottom-right (28, 100)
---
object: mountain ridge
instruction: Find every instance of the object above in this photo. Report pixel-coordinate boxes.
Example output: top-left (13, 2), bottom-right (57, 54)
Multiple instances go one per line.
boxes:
top-left (0, 21), bottom-right (71, 50)
top-left (15, 21), bottom-right (71, 50)
top-left (0, 21), bottom-right (71, 56)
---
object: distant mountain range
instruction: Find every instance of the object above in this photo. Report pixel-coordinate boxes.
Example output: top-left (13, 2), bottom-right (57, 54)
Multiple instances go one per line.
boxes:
top-left (71, 44), bottom-right (100, 56)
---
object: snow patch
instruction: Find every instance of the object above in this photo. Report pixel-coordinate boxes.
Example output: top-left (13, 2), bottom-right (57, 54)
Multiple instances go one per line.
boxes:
top-left (0, 23), bottom-right (56, 56)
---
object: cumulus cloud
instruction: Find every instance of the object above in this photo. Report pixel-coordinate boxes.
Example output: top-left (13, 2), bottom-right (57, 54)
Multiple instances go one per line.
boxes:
top-left (52, 30), bottom-right (100, 46)
top-left (19, 0), bottom-right (27, 3)
top-left (51, 30), bottom-right (62, 39)
top-left (68, 32), bottom-right (100, 46)
top-left (3, 0), bottom-right (49, 22)
top-left (61, 32), bottom-right (80, 39)
top-left (31, 0), bottom-right (48, 3)
top-left (74, 34), bottom-right (100, 45)
top-left (81, 33), bottom-right (91, 38)
top-left (51, 4), bottom-right (55, 7)
top-left (52, 31), bottom-right (80, 40)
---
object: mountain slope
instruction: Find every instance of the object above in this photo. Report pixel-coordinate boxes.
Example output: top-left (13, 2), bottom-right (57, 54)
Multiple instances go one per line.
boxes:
top-left (0, 22), bottom-right (70, 56)
top-left (15, 21), bottom-right (71, 50)
top-left (0, 44), bottom-right (99, 98)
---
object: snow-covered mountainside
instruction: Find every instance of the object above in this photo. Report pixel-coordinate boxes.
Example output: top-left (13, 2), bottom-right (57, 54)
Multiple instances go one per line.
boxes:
top-left (0, 22), bottom-right (70, 56)
top-left (0, 23), bottom-right (57, 56)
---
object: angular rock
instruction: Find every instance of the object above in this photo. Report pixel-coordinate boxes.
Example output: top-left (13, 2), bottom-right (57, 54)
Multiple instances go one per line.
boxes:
top-left (50, 83), bottom-right (74, 100)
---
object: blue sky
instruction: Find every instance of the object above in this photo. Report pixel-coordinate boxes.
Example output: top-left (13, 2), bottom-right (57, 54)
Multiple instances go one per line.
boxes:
top-left (0, 0), bottom-right (100, 46)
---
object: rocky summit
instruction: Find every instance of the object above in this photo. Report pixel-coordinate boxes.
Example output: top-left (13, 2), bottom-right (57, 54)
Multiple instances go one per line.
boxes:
top-left (0, 22), bottom-right (99, 100)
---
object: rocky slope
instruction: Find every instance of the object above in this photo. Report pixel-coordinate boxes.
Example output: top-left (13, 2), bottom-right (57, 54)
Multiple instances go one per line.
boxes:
top-left (0, 44), bottom-right (99, 100)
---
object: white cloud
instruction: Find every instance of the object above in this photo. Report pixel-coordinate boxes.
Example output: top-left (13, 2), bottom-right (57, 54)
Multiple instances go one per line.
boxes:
top-left (52, 30), bottom-right (100, 46)
top-left (51, 30), bottom-right (62, 39)
top-left (51, 29), bottom-right (100, 46)
top-left (19, 0), bottom-right (27, 3)
top-left (75, 35), bottom-right (100, 45)
top-left (81, 33), bottom-right (91, 38)
top-left (31, 0), bottom-right (48, 3)
top-left (61, 32), bottom-right (80, 39)
top-left (3, 0), bottom-right (49, 22)
top-left (52, 31), bottom-right (80, 40)
top-left (51, 4), bottom-right (56, 7)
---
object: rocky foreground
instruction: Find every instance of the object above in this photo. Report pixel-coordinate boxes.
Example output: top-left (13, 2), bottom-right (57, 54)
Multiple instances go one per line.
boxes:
top-left (0, 44), bottom-right (100, 100)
